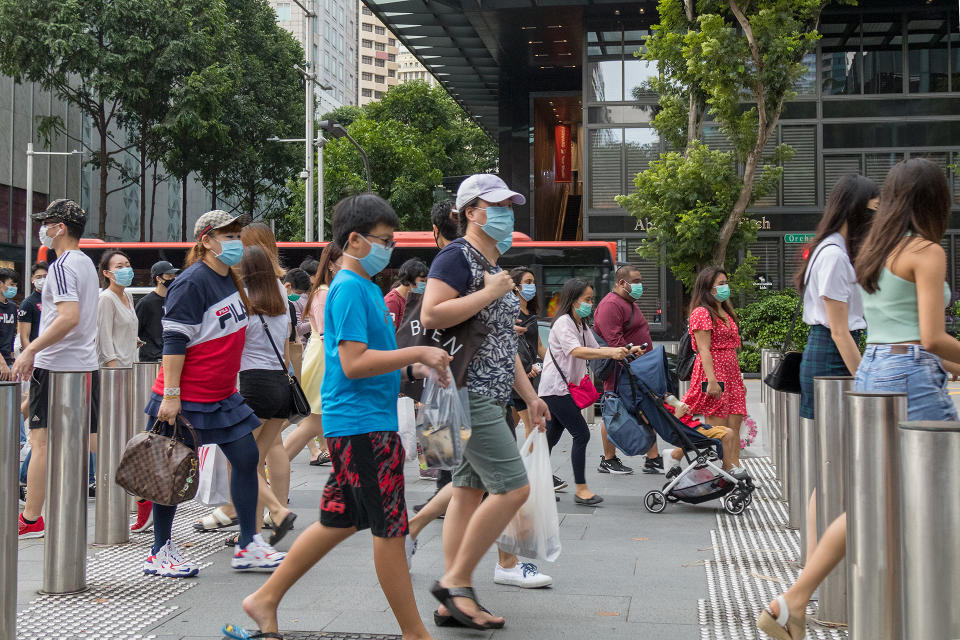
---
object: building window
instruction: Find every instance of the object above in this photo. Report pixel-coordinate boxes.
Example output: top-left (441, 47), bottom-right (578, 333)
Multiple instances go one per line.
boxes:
top-left (375, 42), bottom-right (386, 52)
top-left (375, 58), bottom-right (385, 67)
top-left (362, 55), bottom-right (372, 65)
top-left (275, 2), bottom-right (291, 21)
top-left (862, 13), bottom-right (903, 94)
top-left (362, 88), bottom-right (372, 97)
top-left (362, 23), bottom-right (372, 32)
top-left (388, 69), bottom-right (395, 78)
top-left (589, 128), bottom-right (624, 208)
top-left (375, 74), bottom-right (385, 83)
top-left (362, 6), bottom-right (372, 15)
top-left (388, 38), bottom-right (395, 47)
top-left (362, 72), bottom-right (373, 81)
top-left (820, 17), bottom-right (862, 95)
top-left (387, 53), bottom-right (396, 62)
top-left (362, 39), bottom-right (373, 49)
top-left (375, 25), bottom-right (385, 36)
top-left (374, 90), bottom-right (383, 98)
top-left (908, 12), bottom-right (950, 93)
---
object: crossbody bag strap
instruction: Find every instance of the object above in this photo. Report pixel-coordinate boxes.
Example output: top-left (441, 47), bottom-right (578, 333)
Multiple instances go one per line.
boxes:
top-left (550, 319), bottom-right (587, 387)
top-left (259, 315), bottom-right (292, 380)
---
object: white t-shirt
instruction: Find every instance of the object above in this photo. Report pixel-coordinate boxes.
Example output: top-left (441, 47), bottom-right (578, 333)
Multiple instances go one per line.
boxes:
top-left (35, 249), bottom-right (100, 371)
top-left (539, 313), bottom-right (599, 397)
top-left (802, 233), bottom-right (866, 331)
top-left (240, 281), bottom-right (291, 372)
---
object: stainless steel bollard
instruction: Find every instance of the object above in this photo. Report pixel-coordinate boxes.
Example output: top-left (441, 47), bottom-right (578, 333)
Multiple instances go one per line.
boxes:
top-left (846, 392), bottom-right (907, 640)
top-left (785, 392), bottom-right (803, 529)
top-left (760, 348), bottom-right (777, 404)
top-left (799, 417), bottom-right (817, 566)
top-left (812, 376), bottom-right (853, 626)
top-left (0, 382), bottom-right (21, 638)
top-left (95, 368), bottom-right (132, 545)
top-left (131, 362), bottom-right (160, 512)
top-left (898, 421), bottom-right (960, 640)
top-left (775, 389), bottom-right (789, 491)
top-left (765, 352), bottom-right (782, 471)
top-left (41, 371), bottom-right (92, 595)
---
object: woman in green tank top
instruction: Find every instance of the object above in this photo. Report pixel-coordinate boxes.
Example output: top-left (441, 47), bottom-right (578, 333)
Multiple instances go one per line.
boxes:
top-left (758, 158), bottom-right (960, 639)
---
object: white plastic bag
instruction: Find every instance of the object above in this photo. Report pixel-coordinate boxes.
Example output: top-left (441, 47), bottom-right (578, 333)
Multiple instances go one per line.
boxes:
top-left (416, 374), bottom-right (471, 470)
top-left (196, 444), bottom-right (231, 506)
top-left (497, 430), bottom-right (562, 562)
top-left (397, 396), bottom-right (418, 462)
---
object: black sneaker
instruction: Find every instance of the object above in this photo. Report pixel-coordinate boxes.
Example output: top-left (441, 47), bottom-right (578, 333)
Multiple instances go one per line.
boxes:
top-left (553, 475), bottom-right (568, 492)
top-left (642, 456), bottom-right (664, 474)
top-left (665, 466), bottom-right (681, 481)
top-left (597, 456), bottom-right (634, 475)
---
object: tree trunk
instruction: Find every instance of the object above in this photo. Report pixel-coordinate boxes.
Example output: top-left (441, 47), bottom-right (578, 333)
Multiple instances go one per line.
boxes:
top-left (97, 109), bottom-right (109, 239)
top-left (685, 0), bottom-right (698, 148)
top-left (181, 177), bottom-right (188, 241)
top-left (211, 176), bottom-right (217, 209)
top-left (148, 161), bottom-right (159, 242)
top-left (139, 125), bottom-right (147, 242)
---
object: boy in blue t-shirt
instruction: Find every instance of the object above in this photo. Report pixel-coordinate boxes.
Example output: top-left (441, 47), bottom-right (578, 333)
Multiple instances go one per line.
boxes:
top-left (228, 193), bottom-right (450, 640)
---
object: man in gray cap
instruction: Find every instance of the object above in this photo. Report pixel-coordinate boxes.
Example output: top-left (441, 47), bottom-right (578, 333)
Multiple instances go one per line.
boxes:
top-left (135, 260), bottom-right (180, 363)
top-left (14, 199), bottom-right (101, 539)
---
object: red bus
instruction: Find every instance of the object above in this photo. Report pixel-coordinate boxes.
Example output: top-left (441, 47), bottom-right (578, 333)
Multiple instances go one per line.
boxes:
top-left (77, 233), bottom-right (617, 315)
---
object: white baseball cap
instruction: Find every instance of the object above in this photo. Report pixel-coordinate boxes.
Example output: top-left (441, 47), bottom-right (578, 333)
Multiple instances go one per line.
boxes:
top-left (455, 174), bottom-right (526, 213)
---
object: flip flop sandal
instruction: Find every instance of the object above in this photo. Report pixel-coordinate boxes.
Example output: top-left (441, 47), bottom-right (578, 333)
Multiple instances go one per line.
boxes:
top-left (224, 533), bottom-right (240, 548)
top-left (194, 506), bottom-right (238, 532)
top-left (429, 581), bottom-right (505, 630)
top-left (756, 594), bottom-right (806, 640)
top-left (433, 605), bottom-right (494, 628)
top-left (268, 512), bottom-right (297, 546)
top-left (222, 623), bottom-right (283, 639)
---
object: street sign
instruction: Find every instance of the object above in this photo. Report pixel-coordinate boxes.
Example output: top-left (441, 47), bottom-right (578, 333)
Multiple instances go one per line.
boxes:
top-left (784, 233), bottom-right (815, 244)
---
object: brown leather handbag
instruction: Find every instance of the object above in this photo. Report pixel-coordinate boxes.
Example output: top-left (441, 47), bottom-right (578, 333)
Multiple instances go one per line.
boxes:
top-left (116, 416), bottom-right (201, 506)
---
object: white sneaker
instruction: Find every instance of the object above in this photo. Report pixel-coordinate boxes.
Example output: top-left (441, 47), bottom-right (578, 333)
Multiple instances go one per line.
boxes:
top-left (143, 540), bottom-right (199, 578)
top-left (494, 562), bottom-right (553, 588)
top-left (232, 533), bottom-right (285, 570)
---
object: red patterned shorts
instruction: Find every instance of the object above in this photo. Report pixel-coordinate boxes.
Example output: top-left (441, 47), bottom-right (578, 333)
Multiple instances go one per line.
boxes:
top-left (320, 431), bottom-right (408, 538)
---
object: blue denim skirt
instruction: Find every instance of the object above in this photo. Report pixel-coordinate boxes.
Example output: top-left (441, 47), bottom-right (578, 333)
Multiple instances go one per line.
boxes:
top-left (854, 344), bottom-right (958, 421)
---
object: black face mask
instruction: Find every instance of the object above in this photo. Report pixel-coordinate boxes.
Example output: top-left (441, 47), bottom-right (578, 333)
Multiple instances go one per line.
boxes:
top-left (159, 278), bottom-right (173, 288)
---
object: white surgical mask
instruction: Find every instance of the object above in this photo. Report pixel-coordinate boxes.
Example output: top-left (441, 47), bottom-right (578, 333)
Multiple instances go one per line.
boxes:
top-left (39, 224), bottom-right (61, 249)
top-left (33, 277), bottom-right (45, 292)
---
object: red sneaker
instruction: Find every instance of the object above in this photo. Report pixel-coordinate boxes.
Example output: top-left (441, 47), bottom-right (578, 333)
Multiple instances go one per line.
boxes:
top-left (131, 500), bottom-right (153, 532)
top-left (18, 514), bottom-right (44, 539)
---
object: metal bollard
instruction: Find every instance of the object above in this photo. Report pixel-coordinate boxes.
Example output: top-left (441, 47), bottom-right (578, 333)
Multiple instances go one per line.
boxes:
top-left (760, 348), bottom-right (777, 404)
top-left (785, 392), bottom-right (802, 529)
top-left (41, 371), bottom-right (92, 595)
top-left (95, 367), bottom-right (133, 545)
top-left (799, 417), bottom-right (817, 566)
top-left (812, 375), bottom-right (853, 626)
top-left (845, 391), bottom-right (907, 640)
top-left (1, 382), bottom-right (21, 638)
top-left (132, 362), bottom-right (159, 512)
top-left (775, 388), bottom-right (789, 491)
top-left (898, 420), bottom-right (960, 640)
top-left (765, 352), bottom-right (782, 472)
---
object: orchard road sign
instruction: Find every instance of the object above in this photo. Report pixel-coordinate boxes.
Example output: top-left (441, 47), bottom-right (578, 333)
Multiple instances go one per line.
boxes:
top-left (784, 233), bottom-right (815, 244)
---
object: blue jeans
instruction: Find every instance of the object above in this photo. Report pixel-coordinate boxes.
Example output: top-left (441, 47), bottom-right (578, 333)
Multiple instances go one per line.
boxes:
top-left (854, 345), bottom-right (959, 421)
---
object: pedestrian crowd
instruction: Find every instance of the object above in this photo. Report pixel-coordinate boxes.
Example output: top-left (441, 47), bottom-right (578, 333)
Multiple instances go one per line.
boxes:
top-left (12, 158), bottom-right (960, 640)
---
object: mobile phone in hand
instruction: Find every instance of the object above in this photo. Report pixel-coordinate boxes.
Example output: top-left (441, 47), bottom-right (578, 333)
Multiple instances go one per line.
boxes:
top-left (701, 380), bottom-right (725, 393)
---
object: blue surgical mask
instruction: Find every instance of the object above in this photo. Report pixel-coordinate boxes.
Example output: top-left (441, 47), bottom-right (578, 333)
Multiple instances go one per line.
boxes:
top-left (215, 239), bottom-right (244, 267)
top-left (575, 302), bottom-right (593, 319)
top-left (3, 286), bottom-right (16, 299)
top-left (474, 206), bottom-right (515, 253)
top-left (412, 282), bottom-right (426, 295)
top-left (112, 267), bottom-right (134, 287)
top-left (627, 283), bottom-right (643, 299)
top-left (346, 235), bottom-right (393, 277)
top-left (520, 283), bottom-right (536, 301)
top-left (713, 284), bottom-right (731, 302)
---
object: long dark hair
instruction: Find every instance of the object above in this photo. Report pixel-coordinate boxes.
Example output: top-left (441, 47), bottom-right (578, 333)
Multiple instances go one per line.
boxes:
top-left (551, 277), bottom-right (592, 326)
top-left (510, 266), bottom-right (538, 315)
top-left (689, 266), bottom-right (737, 323)
top-left (240, 245), bottom-right (287, 317)
top-left (795, 174), bottom-right (878, 291)
top-left (856, 158), bottom-right (951, 293)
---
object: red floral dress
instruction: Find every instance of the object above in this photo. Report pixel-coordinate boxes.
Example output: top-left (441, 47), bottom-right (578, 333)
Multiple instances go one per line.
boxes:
top-left (681, 306), bottom-right (747, 419)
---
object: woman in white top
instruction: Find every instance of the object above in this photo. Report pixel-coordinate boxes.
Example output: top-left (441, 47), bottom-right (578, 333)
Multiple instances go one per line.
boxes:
top-left (97, 250), bottom-right (138, 367)
top-left (539, 278), bottom-right (638, 505)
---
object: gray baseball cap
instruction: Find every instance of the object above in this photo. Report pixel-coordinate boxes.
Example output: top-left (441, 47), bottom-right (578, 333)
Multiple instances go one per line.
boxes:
top-left (193, 210), bottom-right (251, 240)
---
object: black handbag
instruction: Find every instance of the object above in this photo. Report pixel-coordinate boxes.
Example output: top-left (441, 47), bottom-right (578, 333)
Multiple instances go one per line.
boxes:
top-left (259, 315), bottom-right (311, 419)
top-left (675, 319), bottom-right (697, 382)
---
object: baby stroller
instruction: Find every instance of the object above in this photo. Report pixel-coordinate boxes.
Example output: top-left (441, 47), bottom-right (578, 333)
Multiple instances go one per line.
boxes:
top-left (614, 347), bottom-right (755, 515)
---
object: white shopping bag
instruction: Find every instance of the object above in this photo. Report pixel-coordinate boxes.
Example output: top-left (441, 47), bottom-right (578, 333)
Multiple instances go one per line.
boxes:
top-left (397, 396), bottom-right (418, 462)
top-left (196, 445), bottom-right (230, 506)
top-left (497, 430), bottom-right (562, 562)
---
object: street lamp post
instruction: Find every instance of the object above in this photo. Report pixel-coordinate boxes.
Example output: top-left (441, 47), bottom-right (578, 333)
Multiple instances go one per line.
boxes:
top-left (316, 132), bottom-right (326, 241)
top-left (291, 0), bottom-right (316, 241)
top-left (24, 143), bottom-right (83, 292)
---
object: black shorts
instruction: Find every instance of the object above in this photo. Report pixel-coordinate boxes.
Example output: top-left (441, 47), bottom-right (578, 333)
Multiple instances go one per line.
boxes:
top-left (239, 369), bottom-right (291, 420)
top-left (29, 368), bottom-right (100, 433)
top-left (320, 431), bottom-right (408, 538)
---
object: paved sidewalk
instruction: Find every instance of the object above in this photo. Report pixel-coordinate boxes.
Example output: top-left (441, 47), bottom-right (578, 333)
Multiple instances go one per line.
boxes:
top-left (17, 381), bottom-right (777, 640)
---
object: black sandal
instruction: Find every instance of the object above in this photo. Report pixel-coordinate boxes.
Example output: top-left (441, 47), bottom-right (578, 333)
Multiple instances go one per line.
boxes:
top-left (268, 512), bottom-right (297, 546)
top-left (429, 581), bottom-right (505, 630)
top-left (434, 605), bottom-right (494, 628)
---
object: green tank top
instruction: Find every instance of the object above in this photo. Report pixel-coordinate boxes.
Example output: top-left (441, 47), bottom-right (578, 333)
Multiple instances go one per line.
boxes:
top-left (861, 268), bottom-right (951, 344)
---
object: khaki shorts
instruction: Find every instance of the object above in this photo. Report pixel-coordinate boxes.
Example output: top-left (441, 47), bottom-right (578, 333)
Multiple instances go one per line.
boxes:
top-left (696, 425), bottom-right (729, 439)
top-left (452, 392), bottom-right (529, 495)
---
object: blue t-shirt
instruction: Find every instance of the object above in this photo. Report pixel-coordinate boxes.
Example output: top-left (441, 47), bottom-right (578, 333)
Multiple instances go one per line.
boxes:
top-left (321, 268), bottom-right (401, 437)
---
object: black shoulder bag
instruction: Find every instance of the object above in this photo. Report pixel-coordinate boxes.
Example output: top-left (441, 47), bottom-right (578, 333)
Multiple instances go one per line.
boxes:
top-left (259, 315), bottom-right (311, 419)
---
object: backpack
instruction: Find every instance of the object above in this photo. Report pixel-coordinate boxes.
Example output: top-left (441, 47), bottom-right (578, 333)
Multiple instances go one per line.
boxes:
top-left (675, 317), bottom-right (700, 382)
top-left (590, 304), bottom-right (636, 383)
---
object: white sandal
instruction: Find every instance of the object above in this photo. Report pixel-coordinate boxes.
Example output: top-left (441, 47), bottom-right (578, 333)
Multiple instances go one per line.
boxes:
top-left (756, 595), bottom-right (805, 640)
top-left (192, 506), bottom-right (238, 532)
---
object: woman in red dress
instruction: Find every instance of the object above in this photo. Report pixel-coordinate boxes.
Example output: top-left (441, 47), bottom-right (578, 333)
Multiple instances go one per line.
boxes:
top-left (681, 266), bottom-right (747, 471)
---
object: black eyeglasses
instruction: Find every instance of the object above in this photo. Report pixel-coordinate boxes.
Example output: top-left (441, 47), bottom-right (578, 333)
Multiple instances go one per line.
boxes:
top-left (364, 234), bottom-right (396, 250)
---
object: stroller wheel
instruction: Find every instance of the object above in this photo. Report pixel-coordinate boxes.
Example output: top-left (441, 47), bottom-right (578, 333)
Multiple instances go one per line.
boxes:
top-left (644, 490), bottom-right (667, 513)
top-left (723, 493), bottom-right (746, 515)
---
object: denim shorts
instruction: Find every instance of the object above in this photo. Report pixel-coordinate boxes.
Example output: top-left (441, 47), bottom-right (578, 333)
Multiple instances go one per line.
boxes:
top-left (854, 345), bottom-right (959, 421)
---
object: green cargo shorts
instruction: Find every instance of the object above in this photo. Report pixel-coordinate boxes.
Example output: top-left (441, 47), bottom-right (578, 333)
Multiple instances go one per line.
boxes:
top-left (452, 391), bottom-right (529, 495)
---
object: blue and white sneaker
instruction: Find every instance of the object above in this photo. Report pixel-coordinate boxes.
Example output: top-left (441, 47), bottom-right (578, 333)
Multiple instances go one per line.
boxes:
top-left (143, 540), bottom-right (199, 578)
top-left (232, 534), bottom-right (285, 571)
top-left (494, 561), bottom-right (553, 588)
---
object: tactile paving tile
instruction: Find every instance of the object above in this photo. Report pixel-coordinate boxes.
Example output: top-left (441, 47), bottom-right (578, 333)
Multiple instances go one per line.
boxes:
top-left (17, 500), bottom-right (231, 640)
top-left (698, 457), bottom-right (848, 640)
